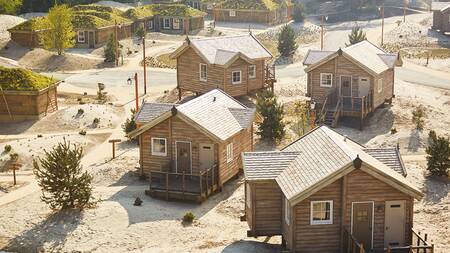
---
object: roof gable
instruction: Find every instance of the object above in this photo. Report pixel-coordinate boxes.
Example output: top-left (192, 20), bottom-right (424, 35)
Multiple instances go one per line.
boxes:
top-left (431, 1), bottom-right (450, 11)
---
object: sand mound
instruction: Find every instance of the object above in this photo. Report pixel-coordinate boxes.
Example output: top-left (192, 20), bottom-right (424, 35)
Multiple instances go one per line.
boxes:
top-left (57, 104), bottom-right (122, 130)
top-left (0, 15), bottom-right (26, 42)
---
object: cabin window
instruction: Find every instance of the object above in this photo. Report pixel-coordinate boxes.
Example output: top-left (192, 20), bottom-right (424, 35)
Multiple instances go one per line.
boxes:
top-left (173, 19), bottom-right (181, 30)
top-left (77, 31), bottom-right (85, 43)
top-left (151, 137), bottom-right (167, 156)
top-left (229, 10), bottom-right (236, 17)
top-left (310, 200), bottom-right (333, 225)
top-left (320, 73), bottom-right (333, 87)
top-left (377, 78), bottom-right (383, 93)
top-left (232, 71), bottom-right (242, 84)
top-left (163, 18), bottom-right (171, 29)
top-left (285, 199), bottom-right (290, 225)
top-left (199, 63), bottom-right (207, 81)
top-left (226, 143), bottom-right (233, 163)
top-left (248, 65), bottom-right (256, 79)
top-left (148, 20), bottom-right (153, 30)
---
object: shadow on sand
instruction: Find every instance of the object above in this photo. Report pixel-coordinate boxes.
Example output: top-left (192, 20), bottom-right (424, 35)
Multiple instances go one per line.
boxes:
top-left (423, 174), bottom-right (450, 204)
top-left (221, 240), bottom-right (282, 253)
top-left (2, 209), bottom-right (83, 253)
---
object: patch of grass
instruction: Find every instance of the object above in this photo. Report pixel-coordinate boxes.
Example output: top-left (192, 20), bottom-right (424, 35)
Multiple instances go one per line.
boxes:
top-left (0, 67), bottom-right (58, 91)
top-left (183, 212), bottom-right (195, 223)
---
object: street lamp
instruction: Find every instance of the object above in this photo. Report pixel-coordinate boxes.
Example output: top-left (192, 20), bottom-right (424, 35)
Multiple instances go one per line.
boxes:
top-left (127, 77), bottom-right (132, 86)
top-left (378, 4), bottom-right (384, 45)
top-left (320, 16), bottom-right (328, 50)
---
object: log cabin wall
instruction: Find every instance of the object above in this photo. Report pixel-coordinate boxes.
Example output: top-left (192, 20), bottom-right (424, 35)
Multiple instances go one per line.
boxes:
top-left (372, 69), bottom-right (394, 109)
top-left (212, 9), bottom-right (287, 25)
top-left (223, 59), bottom-right (265, 96)
top-left (290, 166), bottom-right (413, 252)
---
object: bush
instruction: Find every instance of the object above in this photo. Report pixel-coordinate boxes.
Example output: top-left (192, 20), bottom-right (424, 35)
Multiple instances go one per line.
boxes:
top-left (4, 145), bottom-right (12, 153)
top-left (183, 212), bottom-right (195, 223)
top-left (33, 139), bottom-right (93, 209)
top-left (0, 0), bottom-right (22, 15)
top-left (278, 25), bottom-right (298, 57)
top-left (93, 118), bottom-right (100, 126)
top-left (122, 109), bottom-right (137, 138)
top-left (412, 105), bottom-right (426, 131)
top-left (256, 90), bottom-right (285, 142)
top-left (292, 3), bottom-right (305, 23)
top-left (79, 129), bottom-right (87, 135)
top-left (9, 152), bottom-right (18, 161)
top-left (135, 23), bottom-right (146, 39)
top-left (426, 130), bottom-right (450, 177)
top-left (104, 34), bottom-right (118, 63)
top-left (390, 128), bottom-right (397, 134)
top-left (134, 197), bottom-right (143, 206)
top-left (78, 108), bottom-right (84, 115)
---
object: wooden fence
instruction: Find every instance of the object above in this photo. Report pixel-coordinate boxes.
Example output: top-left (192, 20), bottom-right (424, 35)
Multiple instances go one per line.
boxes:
top-left (388, 230), bottom-right (434, 253)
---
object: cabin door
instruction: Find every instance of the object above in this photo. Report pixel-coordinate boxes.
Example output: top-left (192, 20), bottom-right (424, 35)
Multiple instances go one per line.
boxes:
top-left (340, 75), bottom-right (352, 97)
top-left (358, 77), bottom-right (370, 97)
top-left (352, 202), bottom-right (373, 250)
top-left (88, 31), bottom-right (95, 48)
top-left (199, 144), bottom-right (214, 171)
top-left (176, 141), bottom-right (191, 174)
top-left (385, 200), bottom-right (406, 247)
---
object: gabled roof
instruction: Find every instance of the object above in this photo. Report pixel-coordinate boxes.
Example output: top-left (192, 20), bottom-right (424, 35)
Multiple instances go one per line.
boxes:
top-left (304, 40), bottom-right (399, 75)
top-left (363, 147), bottom-right (407, 176)
top-left (243, 151), bottom-right (300, 181)
top-left (431, 1), bottom-right (450, 11)
top-left (128, 89), bottom-right (256, 141)
top-left (170, 34), bottom-right (272, 66)
top-left (242, 126), bottom-right (423, 205)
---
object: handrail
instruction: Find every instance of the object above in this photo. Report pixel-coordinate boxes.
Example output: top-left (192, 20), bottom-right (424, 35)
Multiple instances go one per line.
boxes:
top-left (388, 229), bottom-right (434, 253)
top-left (331, 97), bottom-right (342, 127)
top-left (343, 228), bottom-right (365, 253)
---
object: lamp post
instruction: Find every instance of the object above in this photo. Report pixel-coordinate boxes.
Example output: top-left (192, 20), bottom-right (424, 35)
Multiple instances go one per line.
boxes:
top-left (320, 16), bottom-right (328, 50)
top-left (134, 73), bottom-right (139, 111)
top-left (379, 4), bottom-right (385, 45)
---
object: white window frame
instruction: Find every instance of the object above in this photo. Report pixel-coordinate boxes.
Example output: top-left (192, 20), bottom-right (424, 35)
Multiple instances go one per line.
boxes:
top-left (232, 70), bottom-right (242, 84)
top-left (77, 31), bottom-right (85, 43)
top-left (173, 18), bottom-right (181, 30)
top-left (226, 143), bottom-right (233, 163)
top-left (377, 78), bottom-right (383, 93)
top-left (285, 199), bottom-right (290, 225)
top-left (163, 18), bottom-right (171, 29)
top-left (248, 65), bottom-right (256, 79)
top-left (151, 137), bottom-right (167, 156)
top-left (199, 63), bottom-right (207, 82)
top-left (229, 10), bottom-right (236, 17)
top-left (310, 200), bottom-right (333, 225)
top-left (320, 73), bottom-right (333, 87)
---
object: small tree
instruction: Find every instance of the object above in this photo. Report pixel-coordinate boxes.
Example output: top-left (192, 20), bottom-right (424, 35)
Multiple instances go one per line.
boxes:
top-left (412, 105), bottom-right (426, 131)
top-left (292, 3), bottom-right (305, 23)
top-left (277, 25), bottom-right (298, 57)
top-left (122, 108), bottom-right (137, 138)
top-left (256, 90), bottom-right (285, 142)
top-left (426, 130), bottom-right (450, 177)
top-left (33, 139), bottom-right (93, 209)
top-left (135, 23), bottom-right (146, 39)
top-left (292, 101), bottom-right (310, 137)
top-left (346, 26), bottom-right (367, 46)
top-left (40, 4), bottom-right (75, 55)
top-left (104, 34), bottom-right (117, 63)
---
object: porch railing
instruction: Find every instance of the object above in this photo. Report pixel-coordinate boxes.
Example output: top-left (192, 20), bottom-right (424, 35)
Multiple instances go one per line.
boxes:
top-left (387, 230), bottom-right (434, 253)
top-left (148, 164), bottom-right (219, 200)
top-left (343, 228), bottom-right (365, 253)
top-left (264, 64), bottom-right (276, 91)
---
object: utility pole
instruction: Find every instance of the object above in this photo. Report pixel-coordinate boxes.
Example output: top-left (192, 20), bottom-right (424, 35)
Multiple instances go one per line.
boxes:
top-left (321, 16), bottom-right (324, 50)
top-left (115, 21), bottom-right (119, 67)
top-left (134, 73), bottom-right (139, 111)
top-left (403, 0), bottom-right (407, 23)
top-left (380, 4), bottom-right (384, 45)
top-left (142, 37), bottom-right (147, 94)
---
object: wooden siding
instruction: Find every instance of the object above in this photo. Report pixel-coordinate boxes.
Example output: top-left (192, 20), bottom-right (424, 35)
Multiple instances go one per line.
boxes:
top-left (212, 8), bottom-right (289, 25)
top-left (177, 47), bottom-right (266, 96)
top-left (373, 69), bottom-right (394, 109)
top-left (248, 181), bottom-right (283, 236)
top-left (288, 167), bottom-right (414, 253)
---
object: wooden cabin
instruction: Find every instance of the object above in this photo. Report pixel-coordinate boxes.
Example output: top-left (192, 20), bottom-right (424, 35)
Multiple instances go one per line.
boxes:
top-left (431, 1), bottom-right (450, 34)
top-left (303, 41), bottom-right (402, 129)
top-left (242, 126), bottom-right (427, 253)
top-left (128, 89), bottom-right (256, 202)
top-left (210, 0), bottom-right (292, 25)
top-left (170, 34), bottom-right (276, 98)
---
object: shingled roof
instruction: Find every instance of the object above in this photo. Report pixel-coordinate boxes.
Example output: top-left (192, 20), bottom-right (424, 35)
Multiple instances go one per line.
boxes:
top-left (242, 126), bottom-right (423, 204)
top-left (303, 40), bottom-right (400, 75)
top-left (363, 147), bottom-right (407, 176)
top-left (431, 1), bottom-right (450, 11)
top-left (129, 89), bottom-right (256, 141)
top-left (170, 34), bottom-right (272, 66)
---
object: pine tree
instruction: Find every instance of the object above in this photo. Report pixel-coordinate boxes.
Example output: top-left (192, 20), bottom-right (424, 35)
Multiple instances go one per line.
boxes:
top-left (346, 26), bottom-right (367, 46)
top-left (292, 101), bottom-right (310, 137)
top-left (33, 139), bottom-right (93, 210)
top-left (412, 105), bottom-right (426, 131)
top-left (39, 4), bottom-right (75, 55)
top-left (104, 34), bottom-right (117, 63)
top-left (256, 90), bottom-right (285, 142)
top-left (122, 108), bottom-right (137, 139)
top-left (277, 25), bottom-right (298, 57)
top-left (426, 130), bottom-right (450, 177)
top-left (292, 3), bottom-right (305, 23)
top-left (135, 23), bottom-right (146, 39)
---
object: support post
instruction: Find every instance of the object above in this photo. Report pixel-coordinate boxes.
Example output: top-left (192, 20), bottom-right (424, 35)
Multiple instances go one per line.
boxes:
top-left (13, 166), bottom-right (16, 185)
top-left (320, 16), bottom-right (324, 50)
top-left (182, 170), bottom-right (185, 200)
top-left (381, 4), bottom-right (384, 45)
top-left (109, 139), bottom-right (121, 159)
top-left (149, 171), bottom-right (152, 191)
top-left (206, 168), bottom-right (209, 196)
top-left (142, 37), bottom-right (147, 95)
top-left (115, 21), bottom-right (119, 67)
top-left (134, 73), bottom-right (139, 111)
top-left (403, 0), bottom-right (406, 23)
top-left (166, 173), bottom-right (169, 200)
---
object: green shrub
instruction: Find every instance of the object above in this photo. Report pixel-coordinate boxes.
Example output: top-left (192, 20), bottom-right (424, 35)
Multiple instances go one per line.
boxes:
top-left (0, 0), bottom-right (22, 15)
top-left (347, 26), bottom-right (367, 46)
top-left (4, 145), bottom-right (12, 153)
top-left (135, 23), bottom-right (146, 39)
top-left (277, 25), bottom-right (298, 57)
top-left (256, 90), bottom-right (285, 142)
top-left (79, 129), bottom-right (87, 135)
top-left (412, 105), bottom-right (426, 131)
top-left (292, 3), bottom-right (305, 23)
top-left (390, 128), bottom-right (397, 134)
top-left (93, 118), bottom-right (100, 125)
top-left (9, 152), bottom-right (18, 161)
top-left (426, 130), bottom-right (450, 177)
top-left (183, 212), bottom-right (195, 223)
top-left (104, 34), bottom-right (118, 63)
top-left (78, 108), bottom-right (84, 115)
top-left (122, 109), bottom-right (137, 138)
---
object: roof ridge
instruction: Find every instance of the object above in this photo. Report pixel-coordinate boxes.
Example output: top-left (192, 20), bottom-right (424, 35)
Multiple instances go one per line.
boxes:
top-left (281, 125), bottom-right (323, 150)
top-left (191, 34), bottom-right (251, 41)
top-left (321, 127), bottom-right (358, 160)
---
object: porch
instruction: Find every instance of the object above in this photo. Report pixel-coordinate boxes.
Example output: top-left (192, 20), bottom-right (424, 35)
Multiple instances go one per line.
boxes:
top-left (264, 65), bottom-right (276, 92)
top-left (343, 228), bottom-right (435, 253)
top-left (145, 164), bottom-right (219, 203)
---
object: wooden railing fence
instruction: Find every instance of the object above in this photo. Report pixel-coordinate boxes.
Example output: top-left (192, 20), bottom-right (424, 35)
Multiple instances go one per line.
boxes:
top-left (343, 228), bottom-right (365, 253)
top-left (388, 230), bottom-right (434, 253)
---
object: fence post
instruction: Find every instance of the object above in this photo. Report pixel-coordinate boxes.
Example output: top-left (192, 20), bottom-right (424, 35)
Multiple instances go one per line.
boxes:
top-left (359, 244), bottom-right (364, 253)
top-left (182, 170), bottom-right (185, 200)
top-left (206, 168), bottom-right (209, 196)
top-left (387, 245), bottom-right (391, 253)
top-left (166, 173), bottom-right (169, 200)
top-left (431, 244), bottom-right (434, 253)
top-left (149, 171), bottom-right (152, 191)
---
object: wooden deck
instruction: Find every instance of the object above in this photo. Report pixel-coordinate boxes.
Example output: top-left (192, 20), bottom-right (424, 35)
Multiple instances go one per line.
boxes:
top-left (146, 165), bottom-right (219, 203)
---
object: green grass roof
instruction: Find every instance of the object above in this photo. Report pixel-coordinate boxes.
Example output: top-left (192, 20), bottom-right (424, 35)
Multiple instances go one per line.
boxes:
top-left (8, 17), bottom-right (47, 31)
top-left (125, 4), bottom-right (205, 19)
top-left (205, 0), bottom-right (290, 10)
top-left (0, 67), bottom-right (58, 91)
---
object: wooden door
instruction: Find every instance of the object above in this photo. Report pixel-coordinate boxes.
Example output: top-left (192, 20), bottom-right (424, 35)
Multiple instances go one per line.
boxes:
top-left (352, 202), bottom-right (373, 250)
top-left (358, 77), bottom-right (370, 97)
top-left (385, 200), bottom-right (406, 247)
top-left (199, 144), bottom-right (214, 171)
top-left (176, 142), bottom-right (191, 174)
top-left (340, 75), bottom-right (352, 97)
top-left (88, 31), bottom-right (95, 48)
